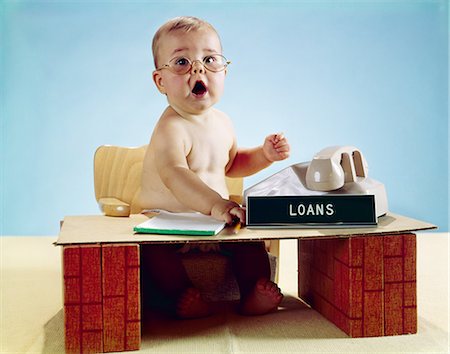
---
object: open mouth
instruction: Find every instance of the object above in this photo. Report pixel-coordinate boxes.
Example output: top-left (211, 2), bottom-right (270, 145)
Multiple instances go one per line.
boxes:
top-left (192, 81), bottom-right (207, 96)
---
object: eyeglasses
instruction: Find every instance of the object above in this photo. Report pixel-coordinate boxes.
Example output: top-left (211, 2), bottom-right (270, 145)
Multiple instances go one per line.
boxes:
top-left (156, 54), bottom-right (231, 75)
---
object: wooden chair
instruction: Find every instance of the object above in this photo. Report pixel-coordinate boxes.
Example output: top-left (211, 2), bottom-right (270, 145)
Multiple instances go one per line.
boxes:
top-left (93, 145), bottom-right (279, 300)
top-left (94, 144), bottom-right (244, 217)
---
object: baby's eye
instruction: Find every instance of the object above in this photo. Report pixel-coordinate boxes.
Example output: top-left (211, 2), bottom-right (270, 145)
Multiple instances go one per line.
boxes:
top-left (204, 55), bottom-right (217, 64)
top-left (173, 57), bottom-right (190, 67)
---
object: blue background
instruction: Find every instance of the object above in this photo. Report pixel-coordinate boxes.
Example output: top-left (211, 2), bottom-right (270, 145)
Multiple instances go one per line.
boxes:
top-left (1, 0), bottom-right (448, 235)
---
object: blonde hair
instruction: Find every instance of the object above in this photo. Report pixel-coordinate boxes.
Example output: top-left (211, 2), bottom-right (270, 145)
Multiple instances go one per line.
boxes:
top-left (152, 16), bottom-right (221, 68)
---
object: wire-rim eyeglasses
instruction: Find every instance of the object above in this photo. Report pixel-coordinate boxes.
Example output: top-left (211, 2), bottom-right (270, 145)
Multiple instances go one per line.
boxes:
top-left (156, 54), bottom-right (231, 75)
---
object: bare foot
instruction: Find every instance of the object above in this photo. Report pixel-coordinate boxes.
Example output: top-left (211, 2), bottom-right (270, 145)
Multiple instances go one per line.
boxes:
top-left (176, 287), bottom-right (212, 319)
top-left (239, 278), bottom-right (283, 316)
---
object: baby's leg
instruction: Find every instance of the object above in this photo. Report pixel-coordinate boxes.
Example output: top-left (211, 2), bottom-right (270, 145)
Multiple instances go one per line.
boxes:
top-left (141, 244), bottom-right (210, 319)
top-left (222, 242), bottom-right (283, 315)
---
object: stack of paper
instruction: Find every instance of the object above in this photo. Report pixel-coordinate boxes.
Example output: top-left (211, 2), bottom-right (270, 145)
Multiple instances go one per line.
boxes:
top-left (134, 211), bottom-right (226, 236)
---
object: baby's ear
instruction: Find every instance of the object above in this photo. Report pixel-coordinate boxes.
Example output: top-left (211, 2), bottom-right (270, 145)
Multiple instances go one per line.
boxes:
top-left (152, 70), bottom-right (166, 94)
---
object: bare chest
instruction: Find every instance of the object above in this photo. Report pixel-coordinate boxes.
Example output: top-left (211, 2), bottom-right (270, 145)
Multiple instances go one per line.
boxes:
top-left (186, 129), bottom-right (232, 173)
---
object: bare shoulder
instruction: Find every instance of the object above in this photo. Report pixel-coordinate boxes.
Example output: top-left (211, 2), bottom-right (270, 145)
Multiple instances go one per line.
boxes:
top-left (152, 108), bottom-right (190, 142)
top-left (156, 108), bottom-right (189, 131)
top-left (146, 110), bottom-right (193, 162)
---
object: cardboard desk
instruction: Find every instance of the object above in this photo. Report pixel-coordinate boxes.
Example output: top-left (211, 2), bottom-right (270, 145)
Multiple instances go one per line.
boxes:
top-left (56, 212), bottom-right (435, 353)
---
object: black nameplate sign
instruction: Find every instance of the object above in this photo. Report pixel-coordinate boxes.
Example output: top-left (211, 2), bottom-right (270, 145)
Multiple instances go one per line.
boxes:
top-left (246, 195), bottom-right (376, 227)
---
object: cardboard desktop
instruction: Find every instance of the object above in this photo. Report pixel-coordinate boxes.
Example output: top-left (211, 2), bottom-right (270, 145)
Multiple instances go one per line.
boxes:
top-left (56, 145), bottom-right (436, 353)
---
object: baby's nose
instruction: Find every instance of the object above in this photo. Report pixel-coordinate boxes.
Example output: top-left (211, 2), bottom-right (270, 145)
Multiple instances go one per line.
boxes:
top-left (191, 60), bottom-right (205, 74)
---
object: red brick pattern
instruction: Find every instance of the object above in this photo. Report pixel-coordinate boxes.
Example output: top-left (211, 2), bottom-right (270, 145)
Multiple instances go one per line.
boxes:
top-left (64, 246), bottom-right (103, 353)
top-left (63, 244), bottom-right (140, 353)
top-left (102, 245), bottom-right (141, 352)
top-left (384, 234), bottom-right (417, 335)
top-left (298, 233), bottom-right (416, 337)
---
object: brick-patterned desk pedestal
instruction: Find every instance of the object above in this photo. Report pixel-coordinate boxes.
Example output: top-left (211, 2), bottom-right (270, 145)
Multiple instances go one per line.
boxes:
top-left (63, 244), bottom-right (141, 353)
top-left (62, 234), bottom-right (417, 353)
top-left (299, 233), bottom-right (417, 337)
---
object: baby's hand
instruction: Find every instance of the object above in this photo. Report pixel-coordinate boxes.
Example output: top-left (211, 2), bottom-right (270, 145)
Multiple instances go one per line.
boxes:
top-left (263, 133), bottom-right (290, 162)
top-left (211, 199), bottom-right (246, 225)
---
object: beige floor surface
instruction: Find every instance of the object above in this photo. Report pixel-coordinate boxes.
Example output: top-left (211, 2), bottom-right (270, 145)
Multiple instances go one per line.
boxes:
top-left (1, 233), bottom-right (449, 353)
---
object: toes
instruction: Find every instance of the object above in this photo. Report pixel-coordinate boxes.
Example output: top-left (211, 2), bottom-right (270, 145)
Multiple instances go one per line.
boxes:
top-left (255, 278), bottom-right (282, 296)
top-left (176, 288), bottom-right (211, 319)
top-left (239, 279), bottom-right (283, 316)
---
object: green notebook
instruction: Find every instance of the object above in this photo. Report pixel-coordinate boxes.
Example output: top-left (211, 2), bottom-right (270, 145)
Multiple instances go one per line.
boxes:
top-left (134, 211), bottom-right (226, 236)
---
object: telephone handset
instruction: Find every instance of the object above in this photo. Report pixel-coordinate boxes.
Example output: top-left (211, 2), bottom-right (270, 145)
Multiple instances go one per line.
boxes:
top-left (306, 146), bottom-right (369, 191)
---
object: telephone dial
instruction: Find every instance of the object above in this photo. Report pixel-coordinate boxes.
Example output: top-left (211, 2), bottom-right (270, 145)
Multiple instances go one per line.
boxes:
top-left (244, 146), bottom-right (388, 217)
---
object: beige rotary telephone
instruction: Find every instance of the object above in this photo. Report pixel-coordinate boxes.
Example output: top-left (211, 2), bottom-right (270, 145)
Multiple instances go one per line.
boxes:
top-left (244, 145), bottom-right (388, 217)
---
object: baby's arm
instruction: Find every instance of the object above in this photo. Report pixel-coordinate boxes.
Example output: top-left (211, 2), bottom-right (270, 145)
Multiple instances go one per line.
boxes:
top-left (153, 120), bottom-right (245, 224)
top-left (226, 133), bottom-right (290, 178)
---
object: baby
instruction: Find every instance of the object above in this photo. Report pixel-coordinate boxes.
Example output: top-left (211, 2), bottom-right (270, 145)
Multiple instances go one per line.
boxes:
top-left (140, 16), bottom-right (290, 319)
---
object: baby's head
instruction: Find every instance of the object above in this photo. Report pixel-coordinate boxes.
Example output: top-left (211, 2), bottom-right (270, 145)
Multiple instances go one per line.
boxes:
top-left (151, 17), bottom-right (228, 115)
top-left (152, 16), bottom-right (222, 69)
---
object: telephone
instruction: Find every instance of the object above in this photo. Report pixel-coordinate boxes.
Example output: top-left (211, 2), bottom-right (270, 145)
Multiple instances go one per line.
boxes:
top-left (244, 145), bottom-right (388, 217)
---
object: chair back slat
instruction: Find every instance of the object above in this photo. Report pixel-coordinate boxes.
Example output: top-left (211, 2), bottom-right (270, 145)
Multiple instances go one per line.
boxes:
top-left (94, 145), bottom-right (146, 214)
